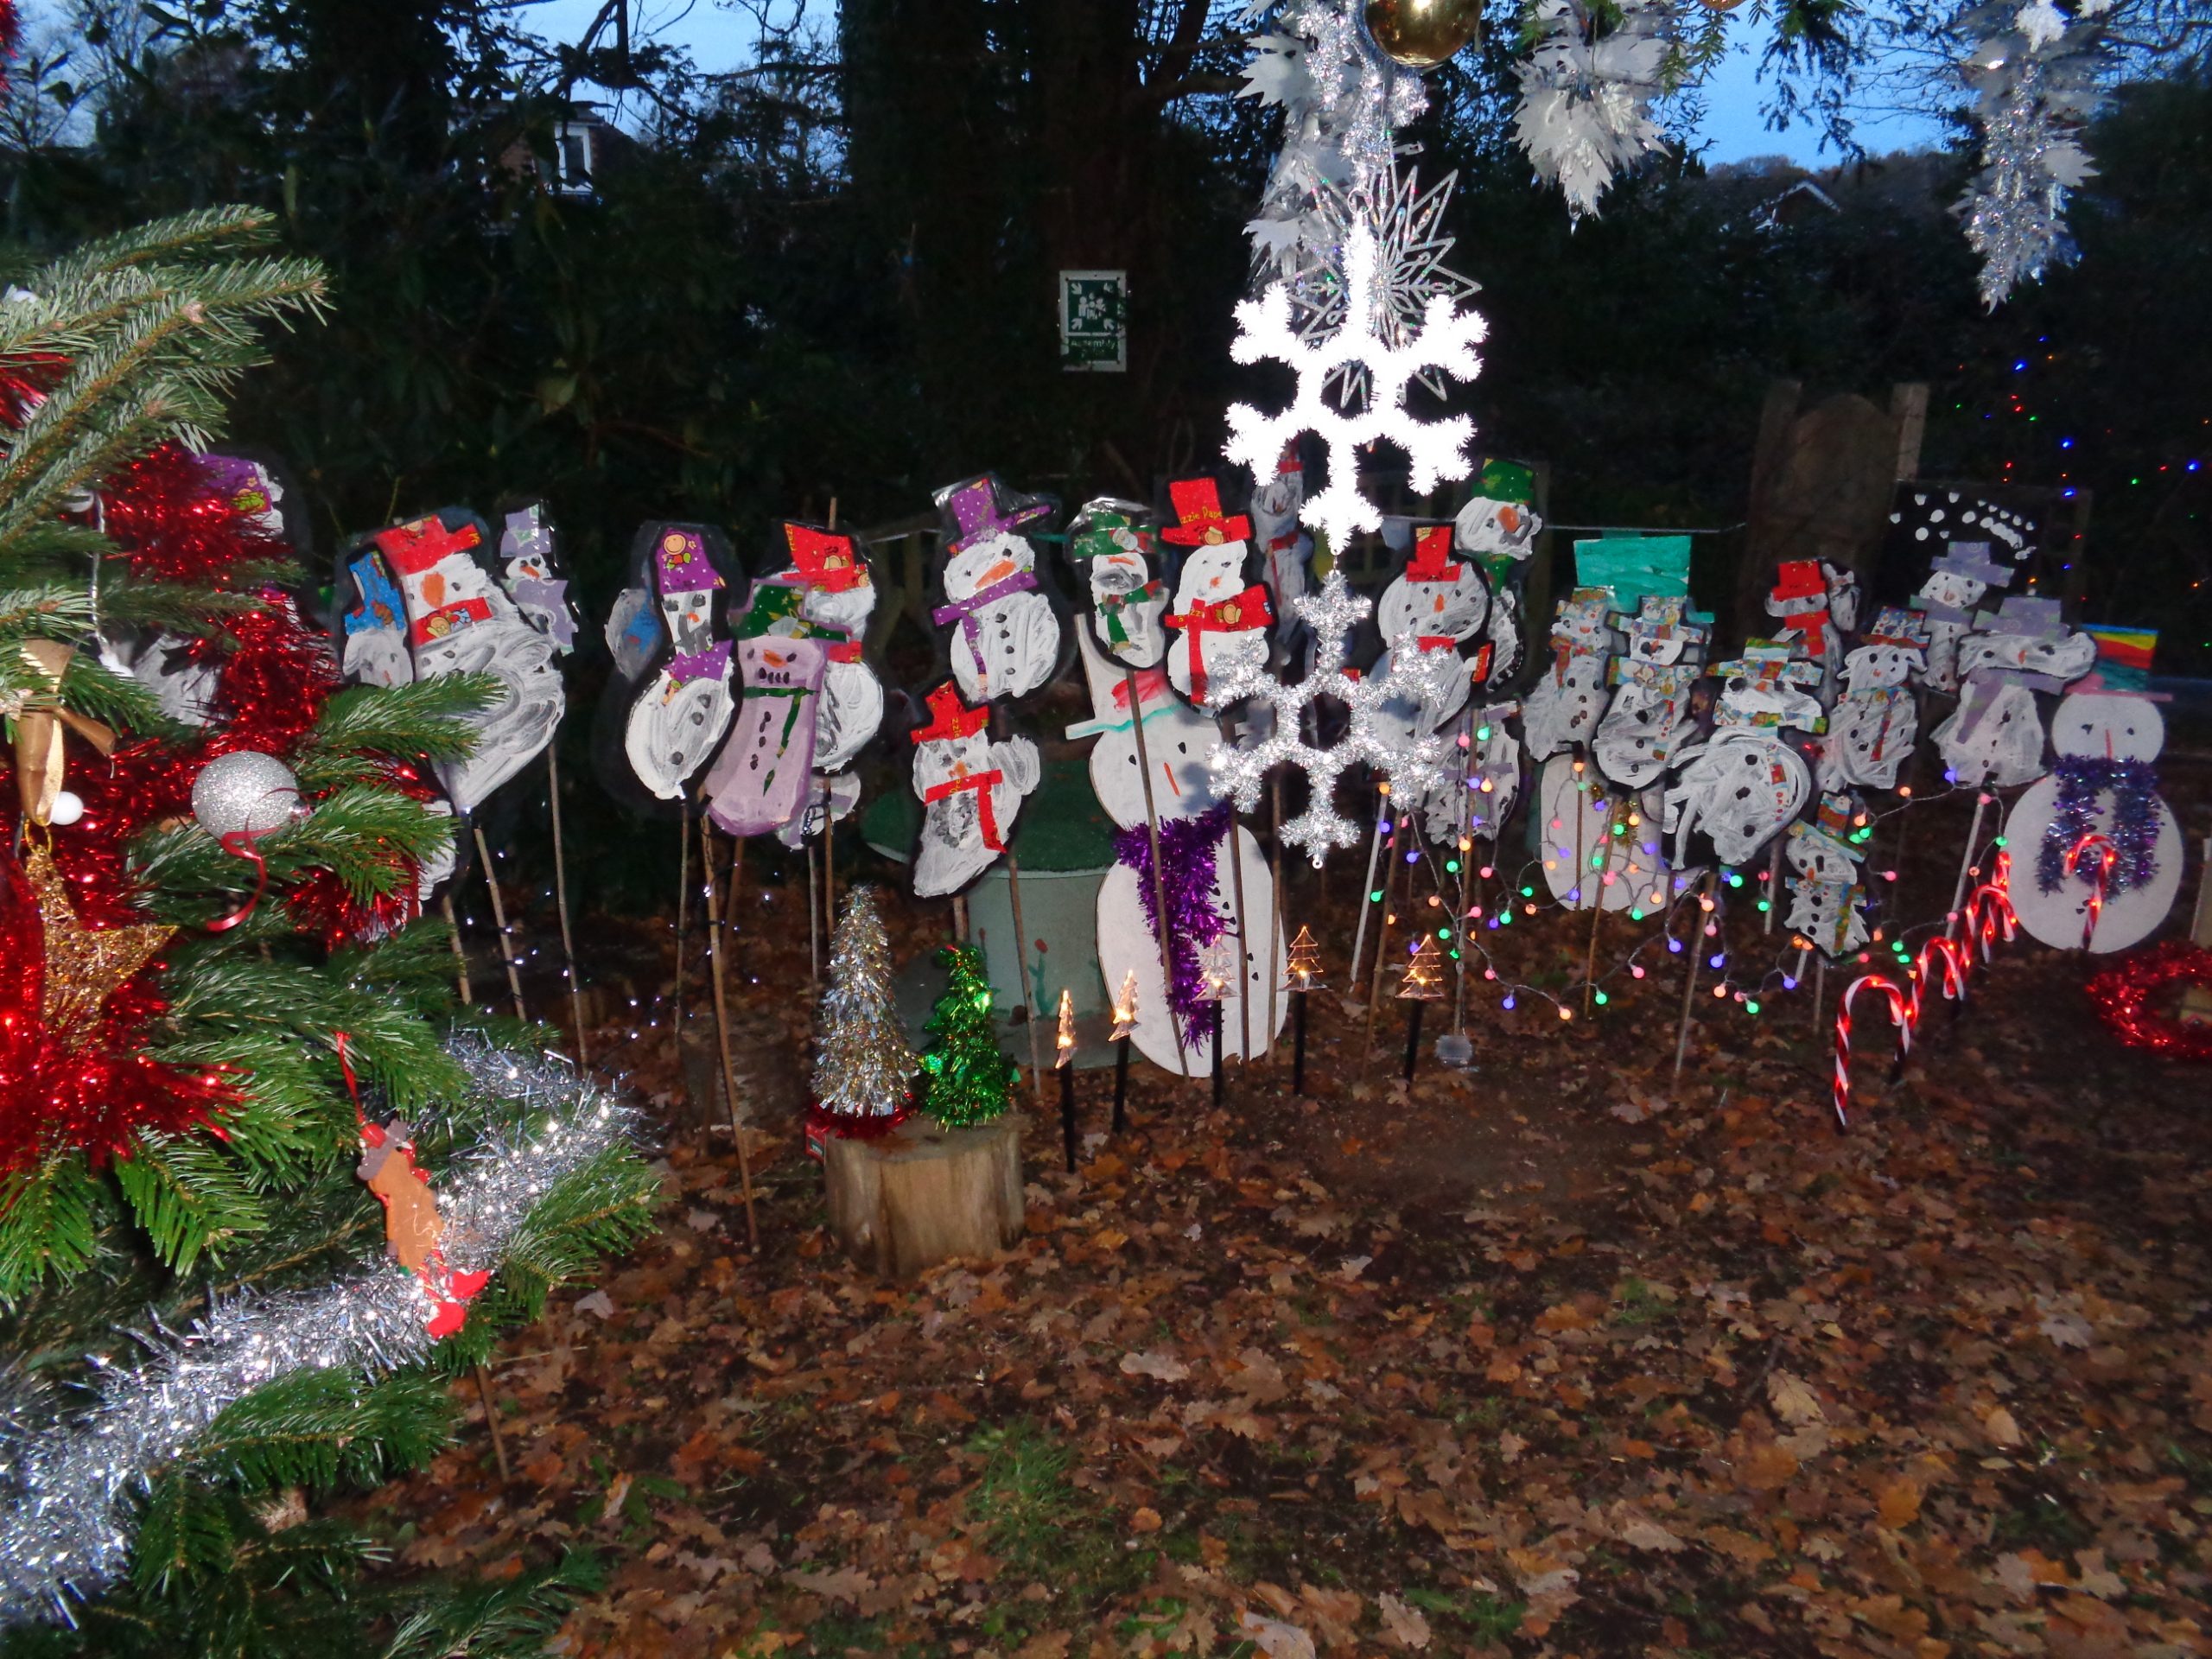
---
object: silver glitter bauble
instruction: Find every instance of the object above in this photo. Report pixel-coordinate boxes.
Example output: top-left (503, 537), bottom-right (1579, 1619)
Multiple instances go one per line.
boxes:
top-left (191, 750), bottom-right (302, 842)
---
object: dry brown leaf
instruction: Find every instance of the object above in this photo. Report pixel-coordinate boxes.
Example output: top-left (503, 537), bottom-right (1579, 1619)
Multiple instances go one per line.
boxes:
top-left (1378, 1592), bottom-right (1432, 1649)
top-left (1120, 1349), bottom-right (1191, 1382)
top-left (1876, 1477), bottom-right (1924, 1530)
top-left (1767, 1370), bottom-right (1826, 1427)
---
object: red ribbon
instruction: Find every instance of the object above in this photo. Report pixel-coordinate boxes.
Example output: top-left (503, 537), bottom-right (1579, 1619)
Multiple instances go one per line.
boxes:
top-left (207, 831), bottom-right (271, 932)
top-left (1165, 586), bottom-right (1274, 702)
top-left (1111, 664), bottom-right (1171, 709)
top-left (923, 768), bottom-right (1007, 852)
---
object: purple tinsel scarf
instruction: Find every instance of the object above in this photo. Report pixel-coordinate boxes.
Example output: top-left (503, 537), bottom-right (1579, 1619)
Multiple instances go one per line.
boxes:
top-left (2038, 756), bottom-right (2160, 896)
top-left (1113, 804), bottom-right (1233, 1054)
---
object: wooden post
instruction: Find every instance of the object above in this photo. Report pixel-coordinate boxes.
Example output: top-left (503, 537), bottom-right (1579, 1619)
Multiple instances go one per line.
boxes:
top-left (805, 836), bottom-right (822, 998)
top-left (699, 816), bottom-right (760, 1250)
top-left (547, 748), bottom-right (587, 1065)
top-left (820, 773), bottom-right (837, 944)
top-left (1948, 793), bottom-right (1990, 931)
top-left (1348, 783), bottom-right (1389, 988)
top-left (1671, 874), bottom-right (1716, 1086)
top-left (472, 824), bottom-right (529, 1023)
top-left (1764, 836), bottom-right (1783, 936)
top-left (1126, 668), bottom-right (1189, 1077)
top-left (440, 891), bottom-right (473, 1007)
top-left (1268, 773), bottom-right (1286, 1065)
top-left (1364, 813), bottom-right (1403, 1047)
top-left (674, 805), bottom-right (690, 1056)
top-left (1003, 849), bottom-right (1049, 1110)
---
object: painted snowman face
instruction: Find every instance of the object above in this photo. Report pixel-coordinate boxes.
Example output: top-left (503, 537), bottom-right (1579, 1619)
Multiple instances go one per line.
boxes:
top-left (1786, 836), bottom-right (1856, 883)
top-left (1378, 568), bottom-right (1488, 646)
top-left (1553, 598), bottom-right (1611, 650)
top-left (912, 728), bottom-right (994, 794)
top-left (661, 585), bottom-right (716, 657)
top-left (1679, 732), bottom-right (1808, 866)
top-left (1842, 642), bottom-right (1921, 692)
top-left (1091, 699), bottom-right (1220, 828)
top-left (1916, 571), bottom-right (1985, 613)
top-left (2051, 692), bottom-right (2164, 762)
top-left (1454, 497), bottom-right (1541, 558)
top-left (1175, 543), bottom-right (1248, 607)
top-left (945, 531), bottom-right (1034, 600)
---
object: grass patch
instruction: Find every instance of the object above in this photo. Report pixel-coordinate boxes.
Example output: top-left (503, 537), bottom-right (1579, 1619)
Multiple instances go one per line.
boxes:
top-left (1405, 1585), bottom-right (1526, 1643)
top-left (965, 1419), bottom-right (1147, 1601)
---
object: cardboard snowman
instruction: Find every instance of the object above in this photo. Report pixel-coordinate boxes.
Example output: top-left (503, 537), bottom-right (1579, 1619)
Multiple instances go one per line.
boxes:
top-left (931, 475), bottom-right (1061, 704)
top-left (1521, 588), bottom-right (1617, 760)
top-left (359, 510), bottom-right (567, 816)
top-left (1663, 645), bottom-right (1822, 869)
top-left (699, 582), bottom-right (832, 839)
top-left (1249, 444), bottom-right (1312, 649)
top-left (339, 542), bottom-right (415, 690)
top-left (1065, 630), bottom-right (1283, 1070)
top-left (1067, 499), bottom-right (1168, 671)
top-left (1822, 607), bottom-right (1927, 793)
top-left (1452, 459), bottom-right (1544, 684)
top-left (1533, 755), bottom-right (1672, 913)
top-left (1592, 594), bottom-right (1709, 791)
top-left (908, 682), bottom-right (1040, 899)
top-left (1783, 792), bottom-right (1872, 958)
top-left (623, 524), bottom-right (739, 801)
top-left (783, 523), bottom-right (885, 772)
top-left (1766, 559), bottom-right (1857, 701)
top-left (1929, 596), bottom-right (2094, 788)
top-left (497, 503), bottom-right (579, 654)
top-left (1456, 702), bottom-right (1524, 846)
top-left (1910, 543), bottom-right (2012, 695)
top-left (1374, 526), bottom-right (1489, 731)
top-left (2005, 637), bottom-right (2183, 954)
top-left (1161, 477), bottom-right (1274, 707)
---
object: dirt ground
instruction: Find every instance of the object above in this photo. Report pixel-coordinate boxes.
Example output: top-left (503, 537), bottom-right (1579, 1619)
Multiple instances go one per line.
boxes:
top-left (366, 769), bottom-right (2212, 1659)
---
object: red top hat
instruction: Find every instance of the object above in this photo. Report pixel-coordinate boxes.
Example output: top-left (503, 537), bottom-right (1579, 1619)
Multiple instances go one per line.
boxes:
top-left (1404, 525), bottom-right (1463, 584)
top-left (1770, 560), bottom-right (1827, 602)
top-left (1162, 478), bottom-right (1253, 547)
top-left (785, 524), bottom-right (866, 592)
top-left (910, 681), bottom-right (989, 745)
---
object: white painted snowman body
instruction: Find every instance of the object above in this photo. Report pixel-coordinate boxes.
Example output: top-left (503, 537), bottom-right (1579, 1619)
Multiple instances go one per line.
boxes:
top-left (1522, 590), bottom-right (1615, 761)
top-left (1166, 541), bottom-right (1270, 706)
top-left (2005, 692), bottom-right (2184, 953)
top-left (909, 696), bottom-right (1040, 899)
top-left (938, 531), bottom-right (1060, 703)
top-left (1534, 757), bottom-right (1671, 912)
top-left (1823, 638), bottom-right (1923, 793)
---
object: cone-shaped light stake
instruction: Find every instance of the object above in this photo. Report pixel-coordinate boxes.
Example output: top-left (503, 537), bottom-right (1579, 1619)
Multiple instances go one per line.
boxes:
top-left (1201, 939), bottom-right (1236, 1109)
top-left (1286, 925), bottom-right (1323, 1096)
top-left (1396, 934), bottom-right (1447, 1083)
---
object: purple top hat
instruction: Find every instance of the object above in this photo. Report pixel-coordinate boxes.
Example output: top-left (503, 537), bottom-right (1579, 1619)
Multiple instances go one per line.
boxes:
top-left (938, 475), bottom-right (1052, 555)
top-left (654, 527), bottom-right (725, 594)
top-left (1930, 540), bottom-right (2012, 588)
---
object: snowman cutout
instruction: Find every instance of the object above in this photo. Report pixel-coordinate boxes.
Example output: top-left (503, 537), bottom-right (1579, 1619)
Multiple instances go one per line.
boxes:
top-left (931, 475), bottom-right (1061, 704)
top-left (1663, 646), bottom-right (1821, 869)
top-left (367, 510), bottom-right (566, 816)
top-left (1161, 477), bottom-right (1274, 707)
top-left (1766, 559), bottom-right (1858, 702)
top-left (1534, 756), bottom-right (1673, 913)
top-left (1592, 594), bottom-right (1709, 791)
top-left (498, 503), bottom-right (579, 654)
top-left (602, 582), bottom-right (664, 684)
top-left (1783, 792), bottom-right (1872, 958)
top-left (783, 522), bottom-right (885, 772)
top-left (1065, 629), bottom-right (1283, 1070)
top-left (1068, 499), bottom-right (1168, 670)
top-left (1455, 702), bottom-right (1524, 846)
top-left (1452, 462), bottom-right (1543, 683)
top-left (1374, 526), bottom-right (1489, 732)
top-left (2005, 664), bottom-right (2183, 954)
top-left (909, 682), bottom-right (1040, 899)
top-left (1249, 444), bottom-right (1312, 650)
top-left (700, 582), bottom-right (832, 839)
top-left (1521, 588), bottom-right (1617, 761)
top-left (1910, 543), bottom-right (2011, 695)
top-left (623, 524), bottom-right (738, 801)
top-left (1822, 607), bottom-right (1926, 793)
top-left (1929, 596), bottom-right (2094, 788)
top-left (340, 543), bottom-right (416, 690)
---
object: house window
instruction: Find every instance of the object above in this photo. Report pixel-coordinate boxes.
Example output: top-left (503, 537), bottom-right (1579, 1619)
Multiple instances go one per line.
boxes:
top-left (552, 123), bottom-right (595, 196)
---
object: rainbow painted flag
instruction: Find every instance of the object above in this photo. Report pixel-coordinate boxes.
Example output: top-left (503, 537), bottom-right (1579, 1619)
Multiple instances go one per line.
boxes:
top-left (2084, 626), bottom-right (2158, 691)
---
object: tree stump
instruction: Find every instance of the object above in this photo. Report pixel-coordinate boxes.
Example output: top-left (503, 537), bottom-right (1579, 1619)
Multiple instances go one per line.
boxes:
top-left (823, 1115), bottom-right (1026, 1279)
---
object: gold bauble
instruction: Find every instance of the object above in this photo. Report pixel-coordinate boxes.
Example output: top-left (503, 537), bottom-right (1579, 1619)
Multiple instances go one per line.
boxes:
top-left (1363, 0), bottom-right (1483, 69)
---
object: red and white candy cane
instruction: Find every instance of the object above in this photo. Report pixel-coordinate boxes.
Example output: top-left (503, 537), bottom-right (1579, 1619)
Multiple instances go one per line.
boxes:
top-left (1834, 974), bottom-right (1911, 1132)
top-left (2063, 831), bottom-right (2120, 951)
top-left (1963, 880), bottom-right (2018, 961)
top-left (1908, 934), bottom-right (1971, 1028)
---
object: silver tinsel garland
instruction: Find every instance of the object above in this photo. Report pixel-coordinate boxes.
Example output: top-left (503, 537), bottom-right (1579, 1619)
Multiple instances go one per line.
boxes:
top-left (813, 884), bottom-right (916, 1123)
top-left (1959, 4), bottom-right (2104, 308)
top-left (0, 1033), bottom-right (640, 1625)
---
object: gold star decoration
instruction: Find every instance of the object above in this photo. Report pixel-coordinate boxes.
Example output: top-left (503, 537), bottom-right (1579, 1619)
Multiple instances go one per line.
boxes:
top-left (22, 842), bottom-right (175, 1045)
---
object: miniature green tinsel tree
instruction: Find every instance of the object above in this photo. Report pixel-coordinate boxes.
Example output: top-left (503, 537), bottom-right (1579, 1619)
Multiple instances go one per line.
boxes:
top-left (918, 944), bottom-right (1014, 1128)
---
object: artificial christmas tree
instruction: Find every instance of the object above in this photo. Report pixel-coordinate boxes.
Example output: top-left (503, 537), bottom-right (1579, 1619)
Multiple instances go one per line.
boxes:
top-left (808, 884), bottom-right (917, 1155)
top-left (918, 944), bottom-right (1015, 1129)
top-left (0, 209), bottom-right (656, 1652)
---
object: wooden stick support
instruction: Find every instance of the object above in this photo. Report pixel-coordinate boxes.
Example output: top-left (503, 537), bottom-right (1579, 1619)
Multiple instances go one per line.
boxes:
top-left (1348, 784), bottom-right (1389, 987)
top-left (805, 835), bottom-right (822, 997)
top-left (1949, 792), bottom-right (1991, 931)
top-left (441, 890), bottom-right (473, 1007)
top-left (474, 1363), bottom-right (510, 1482)
top-left (546, 748), bottom-right (588, 1065)
top-left (1671, 874), bottom-right (1715, 1085)
top-left (698, 817), bottom-right (760, 1251)
top-left (1268, 773), bottom-right (1286, 1063)
top-left (472, 823), bottom-right (529, 1023)
top-left (1364, 814), bottom-right (1402, 1047)
top-left (674, 806), bottom-right (690, 1055)
top-left (1003, 850), bottom-right (1049, 1110)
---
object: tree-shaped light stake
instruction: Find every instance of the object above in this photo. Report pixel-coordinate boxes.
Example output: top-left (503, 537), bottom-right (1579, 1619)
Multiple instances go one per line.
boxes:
top-left (1205, 569), bottom-right (1458, 864)
top-left (1286, 925), bottom-right (1324, 1095)
top-left (1201, 938), bottom-right (1239, 1108)
top-left (1224, 220), bottom-right (1486, 554)
top-left (1109, 969), bottom-right (1138, 1135)
top-left (1055, 988), bottom-right (1078, 1173)
top-left (1396, 935), bottom-right (1447, 1083)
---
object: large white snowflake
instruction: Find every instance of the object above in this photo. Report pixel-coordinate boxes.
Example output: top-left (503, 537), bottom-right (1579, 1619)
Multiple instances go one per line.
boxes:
top-left (1225, 223), bottom-right (1485, 554)
top-left (1204, 571), bottom-right (1459, 867)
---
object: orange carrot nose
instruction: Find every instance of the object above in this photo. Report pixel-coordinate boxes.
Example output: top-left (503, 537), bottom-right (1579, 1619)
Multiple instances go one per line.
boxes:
top-left (950, 760), bottom-right (970, 781)
top-left (1431, 592), bottom-right (1446, 613)
top-left (1162, 761), bottom-right (1183, 798)
top-left (1500, 506), bottom-right (1520, 531)
top-left (982, 558), bottom-right (1018, 585)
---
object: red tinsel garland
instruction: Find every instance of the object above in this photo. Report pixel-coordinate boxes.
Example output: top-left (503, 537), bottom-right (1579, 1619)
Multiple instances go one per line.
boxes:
top-left (2085, 941), bottom-right (2212, 1065)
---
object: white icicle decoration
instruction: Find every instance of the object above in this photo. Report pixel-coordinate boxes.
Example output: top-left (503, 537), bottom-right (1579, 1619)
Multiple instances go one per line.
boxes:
top-left (1514, 0), bottom-right (1671, 221)
top-left (1959, 5), bottom-right (2104, 308)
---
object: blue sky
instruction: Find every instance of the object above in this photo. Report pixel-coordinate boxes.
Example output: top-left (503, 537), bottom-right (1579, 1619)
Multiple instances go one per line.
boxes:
top-left (519, 0), bottom-right (1947, 166)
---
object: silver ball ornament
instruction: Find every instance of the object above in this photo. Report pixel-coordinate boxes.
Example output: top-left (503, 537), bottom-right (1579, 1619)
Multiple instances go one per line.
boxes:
top-left (192, 750), bottom-right (302, 842)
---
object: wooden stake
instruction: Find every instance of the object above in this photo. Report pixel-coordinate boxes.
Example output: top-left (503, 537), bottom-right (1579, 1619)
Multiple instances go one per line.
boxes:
top-left (805, 835), bottom-right (822, 998)
top-left (1125, 668), bottom-right (1189, 1077)
top-left (1764, 836), bottom-right (1783, 935)
top-left (1004, 849), bottom-right (1049, 1110)
top-left (820, 773), bottom-right (837, 938)
top-left (674, 805), bottom-right (690, 1054)
top-left (547, 748), bottom-right (587, 1065)
top-left (440, 890), bottom-right (473, 1007)
top-left (699, 816), bottom-right (760, 1250)
top-left (1671, 874), bottom-right (1715, 1086)
top-left (1949, 791), bottom-right (1990, 932)
top-left (473, 823), bottom-right (528, 1022)
top-left (1219, 717), bottom-right (1253, 1067)
top-left (1364, 814), bottom-right (1403, 1048)
top-left (1348, 783), bottom-right (1389, 986)
top-left (1268, 773), bottom-right (1287, 1066)
top-left (952, 892), bottom-right (969, 944)
top-left (474, 1363), bottom-right (510, 1482)
top-left (724, 831), bottom-right (747, 970)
